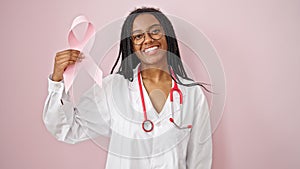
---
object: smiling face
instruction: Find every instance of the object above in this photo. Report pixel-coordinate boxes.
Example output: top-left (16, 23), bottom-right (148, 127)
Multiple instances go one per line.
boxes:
top-left (132, 14), bottom-right (168, 68)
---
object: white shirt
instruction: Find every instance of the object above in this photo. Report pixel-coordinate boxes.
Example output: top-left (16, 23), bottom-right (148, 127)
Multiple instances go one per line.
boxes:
top-left (43, 67), bottom-right (212, 169)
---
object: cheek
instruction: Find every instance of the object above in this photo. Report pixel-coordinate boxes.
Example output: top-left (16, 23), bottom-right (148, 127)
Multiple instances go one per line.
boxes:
top-left (161, 38), bottom-right (168, 50)
top-left (133, 46), bottom-right (142, 58)
top-left (133, 48), bottom-right (143, 59)
top-left (133, 44), bottom-right (142, 52)
top-left (135, 51), bottom-right (142, 59)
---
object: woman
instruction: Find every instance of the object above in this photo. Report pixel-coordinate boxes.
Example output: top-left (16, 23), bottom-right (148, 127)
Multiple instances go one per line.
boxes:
top-left (43, 7), bottom-right (212, 169)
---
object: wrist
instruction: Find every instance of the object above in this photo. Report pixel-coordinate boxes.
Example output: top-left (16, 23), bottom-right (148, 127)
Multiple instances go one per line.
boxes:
top-left (51, 73), bottom-right (63, 82)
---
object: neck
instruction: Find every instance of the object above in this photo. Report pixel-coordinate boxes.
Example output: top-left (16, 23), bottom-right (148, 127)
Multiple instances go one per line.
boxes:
top-left (140, 64), bottom-right (171, 83)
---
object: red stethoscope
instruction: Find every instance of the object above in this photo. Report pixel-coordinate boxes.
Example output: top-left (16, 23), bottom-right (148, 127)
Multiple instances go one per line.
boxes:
top-left (138, 66), bottom-right (192, 132)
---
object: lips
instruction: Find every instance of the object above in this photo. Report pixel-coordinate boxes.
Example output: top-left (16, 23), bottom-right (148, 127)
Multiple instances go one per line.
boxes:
top-left (143, 45), bottom-right (159, 55)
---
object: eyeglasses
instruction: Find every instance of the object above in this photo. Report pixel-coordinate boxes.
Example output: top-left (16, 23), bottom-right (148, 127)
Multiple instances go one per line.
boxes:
top-left (131, 24), bottom-right (164, 45)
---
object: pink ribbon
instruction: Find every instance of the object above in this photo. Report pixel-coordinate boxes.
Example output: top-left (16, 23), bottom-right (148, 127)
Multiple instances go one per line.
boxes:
top-left (63, 15), bottom-right (103, 93)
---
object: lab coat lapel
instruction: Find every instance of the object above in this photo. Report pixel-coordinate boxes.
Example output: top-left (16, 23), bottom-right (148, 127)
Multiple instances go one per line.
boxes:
top-left (128, 70), bottom-right (143, 117)
top-left (129, 67), bottom-right (160, 121)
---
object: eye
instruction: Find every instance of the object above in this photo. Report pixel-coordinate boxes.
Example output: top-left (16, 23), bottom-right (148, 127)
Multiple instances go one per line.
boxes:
top-left (150, 28), bottom-right (161, 35)
top-left (132, 33), bottom-right (144, 40)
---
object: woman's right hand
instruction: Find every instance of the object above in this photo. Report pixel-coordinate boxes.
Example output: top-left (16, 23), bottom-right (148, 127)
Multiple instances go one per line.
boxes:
top-left (52, 49), bottom-right (83, 82)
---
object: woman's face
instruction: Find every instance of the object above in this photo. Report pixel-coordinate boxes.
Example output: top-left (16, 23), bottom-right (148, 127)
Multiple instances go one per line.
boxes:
top-left (131, 14), bottom-right (168, 67)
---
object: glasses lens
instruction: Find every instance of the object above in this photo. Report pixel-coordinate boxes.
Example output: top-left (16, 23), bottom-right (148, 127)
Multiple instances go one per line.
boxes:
top-left (132, 32), bottom-right (144, 45)
top-left (149, 25), bottom-right (163, 40)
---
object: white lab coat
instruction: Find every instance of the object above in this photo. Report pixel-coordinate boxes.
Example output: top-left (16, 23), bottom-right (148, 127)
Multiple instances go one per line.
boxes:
top-left (43, 66), bottom-right (212, 169)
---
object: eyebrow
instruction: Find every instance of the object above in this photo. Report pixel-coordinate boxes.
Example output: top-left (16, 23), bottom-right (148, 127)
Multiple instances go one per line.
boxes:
top-left (132, 24), bottom-right (161, 34)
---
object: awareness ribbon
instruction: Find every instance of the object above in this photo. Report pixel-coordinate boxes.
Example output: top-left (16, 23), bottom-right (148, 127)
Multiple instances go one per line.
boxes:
top-left (63, 15), bottom-right (103, 93)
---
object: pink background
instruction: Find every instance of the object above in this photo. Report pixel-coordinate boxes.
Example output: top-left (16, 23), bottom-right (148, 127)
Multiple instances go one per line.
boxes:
top-left (1, 0), bottom-right (299, 169)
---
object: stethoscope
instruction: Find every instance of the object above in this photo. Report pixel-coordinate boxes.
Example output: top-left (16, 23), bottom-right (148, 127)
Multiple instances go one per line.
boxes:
top-left (138, 66), bottom-right (192, 132)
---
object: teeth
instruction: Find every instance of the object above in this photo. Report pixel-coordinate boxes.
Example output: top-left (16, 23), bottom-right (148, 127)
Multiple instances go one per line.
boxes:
top-left (144, 46), bottom-right (158, 53)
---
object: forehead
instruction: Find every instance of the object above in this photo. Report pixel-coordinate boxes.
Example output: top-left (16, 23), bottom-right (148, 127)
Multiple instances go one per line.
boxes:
top-left (132, 14), bottom-right (160, 31)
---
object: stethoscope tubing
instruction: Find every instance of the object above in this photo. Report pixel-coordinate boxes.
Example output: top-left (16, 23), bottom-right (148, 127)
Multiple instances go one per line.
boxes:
top-left (137, 66), bottom-right (192, 132)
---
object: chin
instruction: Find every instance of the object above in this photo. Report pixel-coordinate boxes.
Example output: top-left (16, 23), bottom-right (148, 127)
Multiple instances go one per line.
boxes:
top-left (141, 56), bottom-right (168, 68)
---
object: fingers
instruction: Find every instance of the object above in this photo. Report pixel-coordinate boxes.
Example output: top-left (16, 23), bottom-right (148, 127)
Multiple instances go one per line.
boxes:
top-left (55, 49), bottom-right (85, 63)
top-left (56, 53), bottom-right (79, 63)
top-left (56, 49), bottom-right (80, 55)
top-left (52, 49), bottom-right (86, 81)
top-left (56, 59), bottom-right (76, 66)
top-left (56, 49), bottom-right (83, 59)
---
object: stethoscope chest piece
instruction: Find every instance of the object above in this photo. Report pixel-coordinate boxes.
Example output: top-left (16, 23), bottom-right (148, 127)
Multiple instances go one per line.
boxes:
top-left (142, 120), bottom-right (154, 132)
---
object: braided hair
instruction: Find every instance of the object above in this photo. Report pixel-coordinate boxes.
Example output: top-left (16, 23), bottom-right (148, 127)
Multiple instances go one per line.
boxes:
top-left (110, 7), bottom-right (210, 92)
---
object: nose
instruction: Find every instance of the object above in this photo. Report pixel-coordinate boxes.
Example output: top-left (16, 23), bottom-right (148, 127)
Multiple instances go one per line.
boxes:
top-left (143, 32), bottom-right (153, 45)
